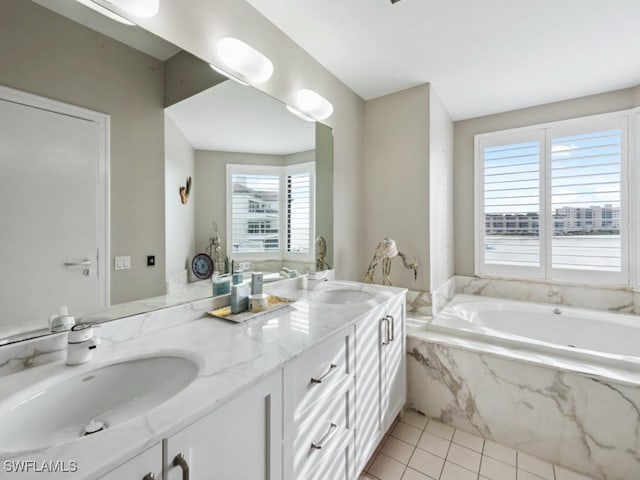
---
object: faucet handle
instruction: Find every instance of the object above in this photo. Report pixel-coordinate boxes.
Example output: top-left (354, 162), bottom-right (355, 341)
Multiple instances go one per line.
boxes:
top-left (68, 323), bottom-right (98, 343)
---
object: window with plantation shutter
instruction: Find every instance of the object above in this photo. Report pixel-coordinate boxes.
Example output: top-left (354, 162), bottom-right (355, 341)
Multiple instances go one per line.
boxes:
top-left (287, 169), bottom-right (313, 254)
top-left (227, 162), bottom-right (315, 259)
top-left (550, 129), bottom-right (622, 273)
top-left (230, 171), bottom-right (280, 254)
top-left (476, 113), bottom-right (628, 284)
top-left (481, 137), bottom-right (541, 271)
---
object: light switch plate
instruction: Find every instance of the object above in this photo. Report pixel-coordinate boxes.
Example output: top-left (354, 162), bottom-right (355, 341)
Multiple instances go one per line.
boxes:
top-left (115, 256), bottom-right (131, 270)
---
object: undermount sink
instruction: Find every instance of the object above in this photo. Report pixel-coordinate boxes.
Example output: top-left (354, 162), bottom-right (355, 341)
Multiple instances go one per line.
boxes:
top-left (0, 355), bottom-right (198, 452)
top-left (309, 289), bottom-right (375, 304)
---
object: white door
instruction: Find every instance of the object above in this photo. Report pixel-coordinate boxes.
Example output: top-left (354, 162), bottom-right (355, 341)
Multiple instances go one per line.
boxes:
top-left (0, 87), bottom-right (108, 335)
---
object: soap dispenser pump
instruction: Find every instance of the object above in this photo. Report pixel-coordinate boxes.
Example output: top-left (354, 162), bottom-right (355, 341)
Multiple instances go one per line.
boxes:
top-left (49, 305), bottom-right (75, 333)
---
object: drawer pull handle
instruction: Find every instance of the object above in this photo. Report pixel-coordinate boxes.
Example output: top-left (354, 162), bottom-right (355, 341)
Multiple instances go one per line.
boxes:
top-left (310, 363), bottom-right (338, 384)
top-left (172, 453), bottom-right (190, 480)
top-left (311, 422), bottom-right (338, 450)
top-left (381, 317), bottom-right (390, 346)
top-left (387, 314), bottom-right (395, 342)
top-left (142, 474), bottom-right (155, 480)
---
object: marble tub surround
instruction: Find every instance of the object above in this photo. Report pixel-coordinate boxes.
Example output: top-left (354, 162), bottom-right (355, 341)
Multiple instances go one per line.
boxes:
top-left (406, 277), bottom-right (456, 318)
top-left (455, 275), bottom-right (636, 314)
top-left (0, 280), bottom-right (404, 479)
top-left (406, 337), bottom-right (640, 480)
top-left (406, 290), bottom-right (433, 316)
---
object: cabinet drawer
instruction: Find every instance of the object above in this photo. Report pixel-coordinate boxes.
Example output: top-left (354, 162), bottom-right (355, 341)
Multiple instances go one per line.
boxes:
top-left (299, 429), bottom-right (354, 480)
top-left (294, 379), bottom-right (353, 475)
top-left (286, 326), bottom-right (354, 420)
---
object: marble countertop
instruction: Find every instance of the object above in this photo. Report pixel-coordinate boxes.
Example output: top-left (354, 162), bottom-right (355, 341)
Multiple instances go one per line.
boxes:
top-left (0, 280), bottom-right (405, 479)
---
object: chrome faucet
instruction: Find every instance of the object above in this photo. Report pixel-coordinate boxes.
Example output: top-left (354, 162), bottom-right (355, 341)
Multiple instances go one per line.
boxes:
top-left (66, 324), bottom-right (100, 365)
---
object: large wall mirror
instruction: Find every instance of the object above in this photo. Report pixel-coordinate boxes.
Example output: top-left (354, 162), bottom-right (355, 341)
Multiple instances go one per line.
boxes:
top-left (0, 0), bottom-right (333, 344)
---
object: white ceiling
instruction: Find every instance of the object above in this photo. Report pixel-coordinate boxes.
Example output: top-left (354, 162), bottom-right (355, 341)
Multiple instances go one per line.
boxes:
top-left (246, 0), bottom-right (640, 120)
top-left (166, 81), bottom-right (315, 155)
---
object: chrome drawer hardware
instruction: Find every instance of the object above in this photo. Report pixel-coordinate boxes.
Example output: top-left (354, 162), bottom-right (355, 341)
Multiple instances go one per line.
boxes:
top-left (173, 453), bottom-right (190, 480)
top-left (142, 474), bottom-right (155, 480)
top-left (311, 422), bottom-right (338, 450)
top-left (386, 314), bottom-right (395, 342)
top-left (381, 317), bottom-right (390, 346)
top-left (310, 363), bottom-right (338, 384)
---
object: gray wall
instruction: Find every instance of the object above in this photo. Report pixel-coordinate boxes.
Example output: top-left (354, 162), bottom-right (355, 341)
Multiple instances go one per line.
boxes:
top-left (363, 84), bottom-right (431, 290)
top-left (315, 123), bottom-right (334, 269)
top-left (164, 115), bottom-right (196, 285)
top-left (194, 150), bottom-right (286, 258)
top-left (428, 88), bottom-right (454, 290)
top-left (283, 150), bottom-right (315, 166)
top-left (164, 50), bottom-right (226, 107)
top-left (133, 0), bottom-right (365, 281)
top-left (0, 0), bottom-right (165, 304)
top-left (454, 85), bottom-right (640, 276)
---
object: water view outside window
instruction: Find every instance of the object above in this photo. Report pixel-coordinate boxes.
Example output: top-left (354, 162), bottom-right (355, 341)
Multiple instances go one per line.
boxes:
top-left (484, 141), bottom-right (541, 267)
top-left (483, 129), bottom-right (622, 272)
top-left (550, 130), bottom-right (621, 271)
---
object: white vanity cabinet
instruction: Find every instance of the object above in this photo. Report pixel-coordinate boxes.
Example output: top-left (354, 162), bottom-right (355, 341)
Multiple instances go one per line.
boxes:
top-left (283, 325), bottom-right (356, 480)
top-left (354, 293), bottom-right (406, 475)
top-left (98, 443), bottom-right (162, 480)
top-left (92, 286), bottom-right (405, 480)
top-left (164, 370), bottom-right (282, 480)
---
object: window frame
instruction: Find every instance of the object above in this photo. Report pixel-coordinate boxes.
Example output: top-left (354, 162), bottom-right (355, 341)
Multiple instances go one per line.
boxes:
top-left (226, 162), bottom-right (315, 262)
top-left (475, 110), bottom-right (631, 286)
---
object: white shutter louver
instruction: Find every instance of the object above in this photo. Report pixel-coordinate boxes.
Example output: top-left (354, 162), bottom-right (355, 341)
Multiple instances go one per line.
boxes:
top-left (287, 171), bottom-right (311, 253)
top-left (231, 173), bottom-right (280, 253)
top-left (483, 140), bottom-right (541, 267)
top-left (550, 129), bottom-right (622, 272)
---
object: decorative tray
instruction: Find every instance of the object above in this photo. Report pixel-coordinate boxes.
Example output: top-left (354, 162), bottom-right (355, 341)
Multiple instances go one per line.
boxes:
top-left (206, 295), bottom-right (293, 323)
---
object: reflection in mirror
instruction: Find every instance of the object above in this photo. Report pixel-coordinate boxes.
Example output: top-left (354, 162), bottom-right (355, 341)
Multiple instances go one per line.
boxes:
top-left (165, 80), bottom-right (319, 293)
top-left (0, 0), bottom-right (333, 345)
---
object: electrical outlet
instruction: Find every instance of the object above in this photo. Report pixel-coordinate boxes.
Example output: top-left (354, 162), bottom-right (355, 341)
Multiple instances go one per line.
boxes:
top-left (115, 256), bottom-right (131, 270)
top-left (237, 261), bottom-right (252, 271)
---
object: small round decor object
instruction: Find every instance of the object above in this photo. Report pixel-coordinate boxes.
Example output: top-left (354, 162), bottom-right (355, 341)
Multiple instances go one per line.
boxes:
top-left (192, 253), bottom-right (214, 280)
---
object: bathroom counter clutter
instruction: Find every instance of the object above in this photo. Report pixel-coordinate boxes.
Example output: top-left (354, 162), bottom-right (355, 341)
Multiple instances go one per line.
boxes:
top-left (0, 280), bottom-right (406, 479)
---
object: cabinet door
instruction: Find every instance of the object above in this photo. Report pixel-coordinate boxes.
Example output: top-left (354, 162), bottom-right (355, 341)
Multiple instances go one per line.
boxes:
top-left (165, 371), bottom-right (282, 480)
top-left (98, 443), bottom-right (161, 480)
top-left (384, 294), bottom-right (406, 428)
top-left (354, 304), bottom-right (385, 475)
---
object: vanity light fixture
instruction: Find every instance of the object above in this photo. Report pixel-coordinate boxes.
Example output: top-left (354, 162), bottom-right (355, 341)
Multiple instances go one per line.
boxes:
top-left (285, 105), bottom-right (315, 122)
top-left (75, 0), bottom-right (135, 25)
top-left (74, 0), bottom-right (159, 25)
top-left (107, 0), bottom-right (160, 18)
top-left (291, 89), bottom-right (334, 121)
top-left (211, 37), bottom-right (274, 85)
top-left (209, 64), bottom-right (250, 87)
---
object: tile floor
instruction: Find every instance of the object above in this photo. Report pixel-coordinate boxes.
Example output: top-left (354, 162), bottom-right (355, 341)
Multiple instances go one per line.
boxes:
top-left (359, 411), bottom-right (595, 480)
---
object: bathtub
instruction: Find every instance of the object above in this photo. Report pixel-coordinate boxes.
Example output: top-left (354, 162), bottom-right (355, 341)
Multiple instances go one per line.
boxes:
top-left (428, 294), bottom-right (640, 373)
top-left (407, 294), bottom-right (640, 480)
